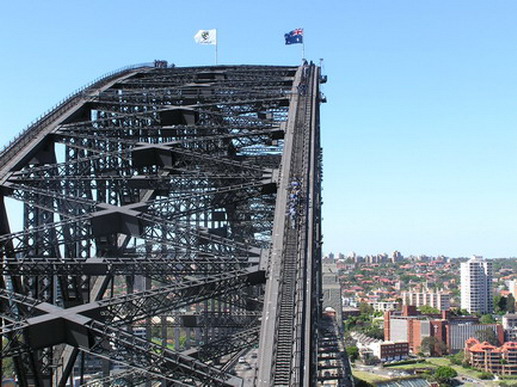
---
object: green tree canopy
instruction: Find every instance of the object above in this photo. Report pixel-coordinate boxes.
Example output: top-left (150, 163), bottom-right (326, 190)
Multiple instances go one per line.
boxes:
top-left (495, 294), bottom-right (507, 313)
top-left (480, 314), bottom-right (496, 324)
top-left (448, 350), bottom-right (465, 365)
top-left (358, 302), bottom-right (374, 315)
top-left (494, 294), bottom-right (515, 314)
top-left (418, 305), bottom-right (440, 314)
top-left (1, 339), bottom-right (14, 378)
top-left (474, 328), bottom-right (499, 346)
top-left (433, 366), bottom-right (458, 383)
top-left (420, 336), bottom-right (447, 356)
top-left (346, 346), bottom-right (359, 361)
top-left (364, 325), bottom-right (384, 340)
top-left (478, 371), bottom-right (494, 380)
top-left (400, 274), bottom-right (422, 283)
top-left (507, 293), bottom-right (516, 313)
top-left (451, 308), bottom-right (469, 316)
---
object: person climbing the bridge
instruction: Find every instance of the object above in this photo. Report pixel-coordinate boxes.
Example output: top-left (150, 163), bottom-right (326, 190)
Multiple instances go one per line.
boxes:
top-left (287, 179), bottom-right (302, 227)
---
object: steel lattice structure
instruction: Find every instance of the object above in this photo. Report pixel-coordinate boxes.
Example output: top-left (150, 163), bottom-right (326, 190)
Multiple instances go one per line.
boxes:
top-left (0, 62), bottom-right (325, 386)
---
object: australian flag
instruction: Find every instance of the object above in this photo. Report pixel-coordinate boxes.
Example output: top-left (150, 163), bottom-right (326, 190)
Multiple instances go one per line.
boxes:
top-left (284, 28), bottom-right (303, 45)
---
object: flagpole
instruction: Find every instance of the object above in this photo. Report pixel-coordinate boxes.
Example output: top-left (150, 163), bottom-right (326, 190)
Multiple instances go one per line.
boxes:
top-left (302, 28), bottom-right (306, 61)
top-left (215, 29), bottom-right (218, 65)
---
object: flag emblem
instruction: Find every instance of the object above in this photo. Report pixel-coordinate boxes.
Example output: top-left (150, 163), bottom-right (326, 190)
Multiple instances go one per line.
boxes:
top-left (284, 28), bottom-right (303, 45)
top-left (194, 29), bottom-right (217, 45)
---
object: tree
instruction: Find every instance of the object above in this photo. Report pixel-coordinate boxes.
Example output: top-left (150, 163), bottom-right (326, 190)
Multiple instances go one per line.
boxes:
top-left (495, 294), bottom-right (515, 314)
top-left (363, 325), bottom-right (384, 340)
top-left (418, 305), bottom-right (440, 315)
top-left (496, 294), bottom-right (507, 313)
top-left (400, 274), bottom-right (422, 284)
top-left (420, 336), bottom-right (447, 356)
top-left (1, 339), bottom-right (14, 377)
top-left (346, 346), bottom-right (359, 362)
top-left (448, 350), bottom-right (465, 365)
top-left (1, 357), bottom-right (14, 379)
top-left (433, 366), bottom-right (457, 384)
top-left (507, 293), bottom-right (516, 313)
top-left (451, 308), bottom-right (469, 316)
top-left (480, 314), bottom-right (496, 324)
top-left (478, 371), bottom-right (494, 380)
top-left (358, 302), bottom-right (374, 315)
top-left (419, 337), bottom-right (434, 355)
top-left (474, 328), bottom-right (499, 345)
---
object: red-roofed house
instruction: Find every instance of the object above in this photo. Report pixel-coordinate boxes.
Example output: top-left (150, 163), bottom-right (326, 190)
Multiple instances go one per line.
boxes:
top-left (465, 338), bottom-right (517, 375)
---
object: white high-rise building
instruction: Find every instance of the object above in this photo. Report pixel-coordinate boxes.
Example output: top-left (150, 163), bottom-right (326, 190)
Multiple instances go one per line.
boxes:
top-left (401, 288), bottom-right (450, 311)
top-left (460, 256), bottom-right (493, 314)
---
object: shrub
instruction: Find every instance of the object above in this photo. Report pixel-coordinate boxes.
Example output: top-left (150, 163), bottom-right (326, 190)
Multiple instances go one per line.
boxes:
top-left (478, 371), bottom-right (494, 380)
top-left (346, 346), bottom-right (359, 362)
top-left (433, 366), bottom-right (457, 383)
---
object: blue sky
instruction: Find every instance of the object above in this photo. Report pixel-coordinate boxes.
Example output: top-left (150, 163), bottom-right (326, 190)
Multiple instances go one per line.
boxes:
top-left (1, 1), bottom-right (516, 258)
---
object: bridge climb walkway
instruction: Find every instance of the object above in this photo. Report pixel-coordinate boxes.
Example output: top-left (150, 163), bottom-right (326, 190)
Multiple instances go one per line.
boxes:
top-left (257, 63), bottom-right (320, 386)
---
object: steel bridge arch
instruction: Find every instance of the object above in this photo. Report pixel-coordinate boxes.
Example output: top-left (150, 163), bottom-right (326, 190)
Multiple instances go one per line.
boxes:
top-left (0, 63), bottom-right (327, 386)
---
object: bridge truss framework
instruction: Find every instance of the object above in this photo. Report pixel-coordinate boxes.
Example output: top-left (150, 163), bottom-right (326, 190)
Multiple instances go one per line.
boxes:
top-left (0, 62), bottom-right (326, 386)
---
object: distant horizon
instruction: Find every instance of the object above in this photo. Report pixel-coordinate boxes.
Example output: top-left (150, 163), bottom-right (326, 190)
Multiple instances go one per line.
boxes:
top-left (323, 251), bottom-right (517, 260)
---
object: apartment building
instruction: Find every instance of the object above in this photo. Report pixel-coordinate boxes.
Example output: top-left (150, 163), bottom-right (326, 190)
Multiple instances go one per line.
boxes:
top-left (465, 338), bottom-right (517, 375)
top-left (401, 288), bottom-right (450, 311)
top-left (460, 256), bottom-right (493, 314)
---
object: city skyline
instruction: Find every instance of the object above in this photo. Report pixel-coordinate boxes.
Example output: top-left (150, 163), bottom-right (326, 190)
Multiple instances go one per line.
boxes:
top-left (1, 1), bottom-right (516, 258)
top-left (325, 251), bottom-right (517, 260)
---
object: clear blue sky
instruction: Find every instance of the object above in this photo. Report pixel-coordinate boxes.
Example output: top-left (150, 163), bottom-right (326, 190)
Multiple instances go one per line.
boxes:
top-left (1, 1), bottom-right (516, 258)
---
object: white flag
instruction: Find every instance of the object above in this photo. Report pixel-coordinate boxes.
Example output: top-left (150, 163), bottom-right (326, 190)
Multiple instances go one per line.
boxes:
top-left (194, 29), bottom-right (217, 45)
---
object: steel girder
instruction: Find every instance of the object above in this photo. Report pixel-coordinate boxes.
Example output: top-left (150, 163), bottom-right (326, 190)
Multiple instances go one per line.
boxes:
top-left (81, 322), bottom-right (259, 387)
top-left (1, 256), bottom-right (260, 278)
top-left (0, 63), bottom-right (324, 386)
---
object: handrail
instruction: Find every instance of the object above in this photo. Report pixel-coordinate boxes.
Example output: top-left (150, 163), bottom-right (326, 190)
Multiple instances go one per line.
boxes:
top-left (0, 62), bottom-right (153, 168)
